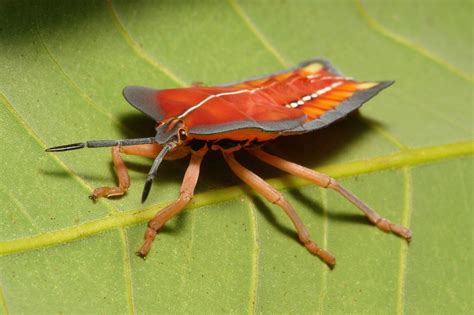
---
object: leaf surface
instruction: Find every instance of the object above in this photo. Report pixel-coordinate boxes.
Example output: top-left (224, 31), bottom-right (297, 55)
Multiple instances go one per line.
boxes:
top-left (0, 0), bottom-right (472, 314)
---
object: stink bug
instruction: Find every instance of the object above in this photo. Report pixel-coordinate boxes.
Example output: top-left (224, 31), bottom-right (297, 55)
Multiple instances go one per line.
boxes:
top-left (46, 59), bottom-right (411, 267)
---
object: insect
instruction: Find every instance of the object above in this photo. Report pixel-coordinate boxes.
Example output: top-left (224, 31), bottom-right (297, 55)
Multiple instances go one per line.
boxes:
top-left (46, 58), bottom-right (411, 267)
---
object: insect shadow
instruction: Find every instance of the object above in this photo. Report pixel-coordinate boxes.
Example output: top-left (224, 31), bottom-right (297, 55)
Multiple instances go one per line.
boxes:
top-left (236, 115), bottom-right (383, 237)
top-left (116, 112), bottom-right (383, 234)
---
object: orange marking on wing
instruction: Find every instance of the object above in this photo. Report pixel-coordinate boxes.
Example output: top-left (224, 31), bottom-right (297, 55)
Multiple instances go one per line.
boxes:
top-left (336, 83), bottom-right (358, 92)
top-left (273, 72), bottom-right (295, 82)
top-left (233, 83), bottom-right (249, 89)
top-left (302, 106), bottom-right (326, 118)
top-left (324, 90), bottom-right (354, 101)
top-left (247, 78), bottom-right (270, 87)
top-left (313, 98), bottom-right (340, 108)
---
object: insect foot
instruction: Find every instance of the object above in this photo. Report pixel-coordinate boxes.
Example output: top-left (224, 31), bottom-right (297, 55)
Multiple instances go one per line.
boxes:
top-left (136, 225), bottom-right (158, 259)
top-left (305, 241), bottom-right (336, 268)
top-left (88, 187), bottom-right (127, 201)
top-left (375, 218), bottom-right (412, 241)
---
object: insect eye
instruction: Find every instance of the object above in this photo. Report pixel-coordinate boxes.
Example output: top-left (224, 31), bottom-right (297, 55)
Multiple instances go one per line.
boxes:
top-left (178, 129), bottom-right (188, 141)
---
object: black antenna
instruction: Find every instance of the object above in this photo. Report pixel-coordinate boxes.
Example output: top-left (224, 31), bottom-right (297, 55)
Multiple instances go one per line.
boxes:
top-left (141, 142), bottom-right (174, 203)
top-left (46, 136), bottom-right (174, 203)
top-left (45, 137), bottom-right (155, 152)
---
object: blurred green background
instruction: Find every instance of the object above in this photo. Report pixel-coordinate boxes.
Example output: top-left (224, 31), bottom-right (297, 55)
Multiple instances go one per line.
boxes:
top-left (0, 0), bottom-right (472, 314)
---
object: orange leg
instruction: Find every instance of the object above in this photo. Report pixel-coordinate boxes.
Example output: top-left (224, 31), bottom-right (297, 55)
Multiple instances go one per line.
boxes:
top-left (137, 153), bottom-right (204, 258)
top-left (249, 149), bottom-right (412, 240)
top-left (90, 144), bottom-right (162, 200)
top-left (223, 152), bottom-right (335, 267)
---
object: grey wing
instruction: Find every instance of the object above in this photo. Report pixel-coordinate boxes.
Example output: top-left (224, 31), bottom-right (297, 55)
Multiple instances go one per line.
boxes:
top-left (123, 86), bottom-right (164, 121)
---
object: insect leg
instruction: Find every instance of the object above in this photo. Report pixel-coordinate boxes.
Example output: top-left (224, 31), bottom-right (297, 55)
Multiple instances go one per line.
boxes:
top-left (137, 153), bottom-right (204, 258)
top-left (90, 144), bottom-right (161, 200)
top-left (249, 149), bottom-right (412, 240)
top-left (223, 152), bottom-right (335, 268)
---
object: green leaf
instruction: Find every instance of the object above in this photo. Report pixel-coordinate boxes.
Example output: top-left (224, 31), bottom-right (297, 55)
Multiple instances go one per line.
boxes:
top-left (0, 0), bottom-right (472, 314)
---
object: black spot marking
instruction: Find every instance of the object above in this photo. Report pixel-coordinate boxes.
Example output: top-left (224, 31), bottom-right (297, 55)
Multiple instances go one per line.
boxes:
top-left (214, 138), bottom-right (241, 149)
top-left (207, 140), bottom-right (216, 149)
top-left (188, 139), bottom-right (206, 151)
top-left (246, 138), bottom-right (265, 148)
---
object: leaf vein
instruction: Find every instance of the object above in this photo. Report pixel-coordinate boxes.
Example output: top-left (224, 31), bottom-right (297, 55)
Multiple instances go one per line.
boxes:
top-left (245, 198), bottom-right (260, 314)
top-left (33, 23), bottom-right (137, 136)
top-left (106, 0), bottom-right (187, 87)
top-left (228, 0), bottom-right (289, 67)
top-left (0, 282), bottom-right (9, 315)
top-left (397, 167), bottom-right (413, 314)
top-left (0, 92), bottom-right (120, 216)
top-left (178, 207), bottom-right (197, 305)
top-left (354, 0), bottom-right (473, 84)
top-left (318, 188), bottom-right (330, 313)
top-left (0, 182), bottom-right (42, 234)
top-left (119, 228), bottom-right (136, 315)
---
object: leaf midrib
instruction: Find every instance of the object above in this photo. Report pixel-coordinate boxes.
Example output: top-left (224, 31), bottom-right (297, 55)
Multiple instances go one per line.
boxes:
top-left (1, 140), bottom-right (471, 256)
top-left (354, 0), bottom-right (473, 83)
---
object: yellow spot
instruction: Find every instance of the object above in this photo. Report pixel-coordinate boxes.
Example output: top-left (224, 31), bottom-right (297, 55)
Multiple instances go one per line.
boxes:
top-left (356, 82), bottom-right (379, 90)
top-left (303, 62), bottom-right (323, 74)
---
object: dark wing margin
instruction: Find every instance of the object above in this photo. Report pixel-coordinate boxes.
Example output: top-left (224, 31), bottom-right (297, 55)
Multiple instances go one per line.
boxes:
top-left (286, 81), bottom-right (394, 133)
top-left (188, 115), bottom-right (306, 135)
top-left (123, 86), bottom-right (163, 122)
